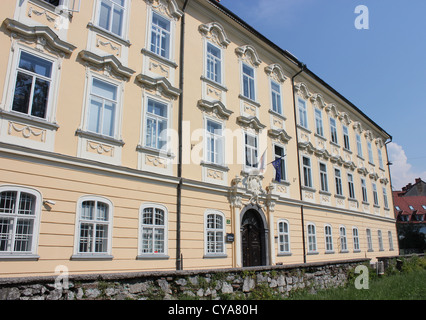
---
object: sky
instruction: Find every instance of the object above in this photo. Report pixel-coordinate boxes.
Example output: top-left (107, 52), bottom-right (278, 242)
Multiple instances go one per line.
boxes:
top-left (219, 0), bottom-right (426, 190)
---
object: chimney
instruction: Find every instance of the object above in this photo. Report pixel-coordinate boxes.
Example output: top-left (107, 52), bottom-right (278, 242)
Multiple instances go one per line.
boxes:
top-left (415, 178), bottom-right (421, 184)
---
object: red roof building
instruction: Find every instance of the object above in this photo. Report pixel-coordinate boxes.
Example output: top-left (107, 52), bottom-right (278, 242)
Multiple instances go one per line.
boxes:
top-left (393, 178), bottom-right (426, 224)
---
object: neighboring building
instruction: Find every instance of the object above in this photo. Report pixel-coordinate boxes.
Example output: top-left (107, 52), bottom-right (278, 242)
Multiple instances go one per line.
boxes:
top-left (0, 0), bottom-right (397, 278)
top-left (393, 178), bottom-right (426, 253)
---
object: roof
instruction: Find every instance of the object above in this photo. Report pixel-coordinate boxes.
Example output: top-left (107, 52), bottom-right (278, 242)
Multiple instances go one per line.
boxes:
top-left (392, 191), bottom-right (426, 222)
top-left (204, 0), bottom-right (392, 140)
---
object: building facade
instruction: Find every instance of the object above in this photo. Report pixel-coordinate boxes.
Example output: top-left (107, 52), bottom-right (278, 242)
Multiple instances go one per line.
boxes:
top-left (0, 0), bottom-right (397, 278)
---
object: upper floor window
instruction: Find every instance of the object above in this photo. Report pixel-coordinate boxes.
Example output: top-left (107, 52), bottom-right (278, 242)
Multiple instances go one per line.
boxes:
top-left (372, 183), bottom-right (379, 206)
top-left (361, 178), bottom-right (368, 203)
top-left (277, 220), bottom-right (290, 254)
top-left (388, 231), bottom-right (394, 250)
top-left (75, 196), bottom-right (113, 256)
top-left (314, 108), bottom-right (324, 136)
top-left (270, 80), bottom-right (282, 114)
top-left (343, 125), bottom-right (350, 150)
top-left (12, 51), bottom-right (53, 120)
top-left (334, 168), bottom-right (343, 196)
top-left (97, 0), bottom-right (126, 37)
top-left (378, 149), bottom-right (384, 169)
top-left (0, 187), bottom-right (41, 257)
top-left (298, 98), bottom-right (308, 129)
top-left (356, 134), bottom-right (363, 157)
top-left (367, 141), bottom-right (374, 164)
top-left (205, 210), bottom-right (225, 256)
top-left (205, 119), bottom-right (224, 165)
top-left (150, 12), bottom-right (171, 59)
top-left (319, 162), bottom-right (328, 192)
top-left (382, 187), bottom-right (389, 209)
top-left (139, 204), bottom-right (167, 256)
top-left (43, 0), bottom-right (60, 6)
top-left (330, 117), bottom-right (338, 144)
top-left (244, 132), bottom-right (258, 169)
top-left (302, 156), bottom-right (313, 188)
top-left (348, 173), bottom-right (355, 199)
top-left (242, 63), bottom-right (255, 100)
top-left (145, 98), bottom-right (169, 150)
top-left (274, 145), bottom-right (287, 182)
top-left (206, 42), bottom-right (222, 84)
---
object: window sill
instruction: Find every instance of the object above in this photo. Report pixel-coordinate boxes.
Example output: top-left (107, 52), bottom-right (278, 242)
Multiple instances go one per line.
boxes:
top-left (268, 109), bottom-right (286, 121)
top-left (334, 194), bottom-right (345, 200)
top-left (296, 124), bottom-right (311, 134)
top-left (71, 254), bottom-right (114, 261)
top-left (314, 133), bottom-right (326, 141)
top-left (203, 254), bottom-right (227, 259)
top-left (87, 22), bottom-right (131, 47)
top-left (325, 251), bottom-right (335, 254)
top-left (0, 254), bottom-right (40, 261)
top-left (200, 76), bottom-right (228, 92)
top-left (0, 109), bottom-right (59, 131)
top-left (340, 250), bottom-right (349, 254)
top-left (141, 48), bottom-right (178, 69)
top-left (277, 252), bottom-right (292, 256)
top-left (136, 144), bottom-right (175, 159)
top-left (302, 186), bottom-right (316, 193)
top-left (200, 161), bottom-right (229, 172)
top-left (307, 251), bottom-right (319, 255)
top-left (319, 190), bottom-right (332, 196)
top-left (238, 94), bottom-right (260, 107)
top-left (330, 141), bottom-right (340, 148)
top-left (136, 254), bottom-right (169, 260)
top-left (75, 129), bottom-right (125, 146)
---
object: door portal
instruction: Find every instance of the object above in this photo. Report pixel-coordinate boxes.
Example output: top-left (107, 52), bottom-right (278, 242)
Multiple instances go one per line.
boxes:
top-left (241, 209), bottom-right (266, 267)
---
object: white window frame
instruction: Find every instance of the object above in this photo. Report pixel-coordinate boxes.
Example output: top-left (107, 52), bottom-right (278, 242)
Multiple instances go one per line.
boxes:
top-left (324, 224), bottom-right (334, 253)
top-left (339, 225), bottom-right (348, 253)
top-left (95, 0), bottom-right (129, 39)
top-left (277, 219), bottom-right (291, 255)
top-left (244, 132), bottom-right (258, 170)
top-left (298, 97), bottom-right (308, 129)
top-left (342, 125), bottom-right (350, 150)
top-left (334, 168), bottom-right (343, 196)
top-left (302, 156), bottom-right (313, 188)
top-left (378, 230), bottom-right (384, 251)
top-left (205, 41), bottom-right (223, 85)
top-left (366, 228), bottom-right (373, 251)
top-left (382, 187), bottom-right (389, 209)
top-left (356, 134), bottom-right (363, 157)
top-left (270, 79), bottom-right (282, 115)
top-left (367, 141), bottom-right (374, 164)
top-left (143, 95), bottom-right (170, 152)
top-left (307, 223), bottom-right (317, 254)
top-left (314, 108), bottom-right (324, 136)
top-left (372, 183), bottom-right (379, 206)
top-left (330, 117), bottom-right (338, 144)
top-left (273, 143), bottom-right (287, 182)
top-left (319, 161), bottom-right (329, 193)
top-left (388, 231), bottom-right (394, 251)
top-left (73, 196), bottom-right (113, 258)
top-left (147, 9), bottom-right (173, 61)
top-left (138, 203), bottom-right (168, 258)
top-left (378, 148), bottom-right (384, 169)
top-left (361, 178), bottom-right (368, 203)
top-left (353, 227), bottom-right (360, 252)
top-left (241, 62), bottom-right (256, 101)
top-left (347, 173), bottom-right (355, 199)
top-left (204, 117), bottom-right (224, 166)
top-left (204, 209), bottom-right (226, 257)
top-left (0, 186), bottom-right (42, 259)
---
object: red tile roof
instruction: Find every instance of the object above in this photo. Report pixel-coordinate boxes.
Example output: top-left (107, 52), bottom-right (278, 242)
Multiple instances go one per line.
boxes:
top-left (392, 191), bottom-right (426, 222)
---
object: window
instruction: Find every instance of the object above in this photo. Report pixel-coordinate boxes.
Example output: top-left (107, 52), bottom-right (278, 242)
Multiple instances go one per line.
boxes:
top-left (382, 187), bottom-right (389, 209)
top-left (205, 119), bottom-right (223, 165)
top-left (307, 223), bottom-right (317, 253)
top-left (205, 211), bottom-right (225, 256)
top-left (324, 225), bottom-right (333, 253)
top-left (97, 0), bottom-right (126, 37)
top-left (367, 141), bottom-right (374, 164)
top-left (88, 78), bottom-right (118, 137)
top-left (353, 227), bottom-right (360, 251)
top-left (319, 162), bottom-right (328, 192)
top-left (422, 205), bottom-right (426, 210)
top-left (314, 108), bottom-right (324, 136)
top-left (298, 98), bottom-right (308, 128)
top-left (145, 98), bottom-right (168, 150)
top-left (12, 51), bottom-right (53, 120)
top-left (361, 178), bottom-right (368, 203)
top-left (150, 11), bottom-right (171, 59)
top-left (339, 226), bottom-right (348, 252)
top-left (140, 204), bottom-right (167, 256)
top-left (372, 183), bottom-right (379, 206)
top-left (0, 187), bottom-right (41, 256)
top-left (206, 42), bottom-right (222, 84)
top-left (343, 125), bottom-right (350, 150)
top-left (277, 220), bottom-right (290, 254)
top-left (378, 149), bottom-right (384, 169)
top-left (356, 134), bottom-right (363, 157)
top-left (242, 63), bottom-right (255, 100)
top-left (348, 173), bottom-right (355, 199)
top-left (395, 206), bottom-right (401, 211)
top-left (366, 228), bottom-right (373, 251)
top-left (245, 133), bottom-right (258, 169)
top-left (388, 231), bottom-right (394, 250)
top-left (43, 0), bottom-right (60, 6)
top-left (334, 168), bottom-right (343, 196)
top-left (330, 117), bottom-right (338, 144)
top-left (274, 145), bottom-right (287, 181)
top-left (302, 156), bottom-right (312, 188)
top-left (270, 80), bottom-right (282, 114)
top-left (409, 205), bottom-right (415, 211)
top-left (76, 197), bottom-right (112, 256)
top-left (378, 230), bottom-right (384, 251)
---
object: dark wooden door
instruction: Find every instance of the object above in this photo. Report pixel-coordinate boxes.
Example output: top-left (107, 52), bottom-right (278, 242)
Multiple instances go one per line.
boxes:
top-left (241, 210), bottom-right (263, 267)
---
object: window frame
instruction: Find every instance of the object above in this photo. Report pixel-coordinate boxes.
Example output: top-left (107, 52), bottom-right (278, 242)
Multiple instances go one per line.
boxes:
top-left (334, 168), bottom-right (343, 196)
top-left (138, 203), bottom-right (169, 258)
top-left (277, 219), bottom-right (291, 255)
top-left (342, 125), bottom-right (350, 150)
top-left (324, 224), bottom-right (334, 253)
top-left (0, 186), bottom-right (42, 260)
top-left (96, 0), bottom-right (128, 39)
top-left (270, 79), bottom-right (282, 115)
top-left (347, 173), bottom-right (355, 199)
top-left (273, 144), bottom-right (287, 182)
top-left (339, 225), bottom-right (348, 253)
top-left (205, 41), bottom-right (223, 85)
top-left (378, 230), bottom-right (384, 251)
top-left (356, 134), bottom-right (363, 157)
top-left (204, 210), bottom-right (226, 257)
top-left (319, 161), bottom-right (329, 193)
top-left (353, 227), bottom-right (360, 252)
top-left (204, 117), bottom-right (224, 166)
top-left (382, 187), bottom-right (389, 209)
top-left (241, 62), bottom-right (256, 101)
top-left (366, 228), bottom-right (373, 251)
top-left (388, 231), bottom-right (394, 251)
top-left (361, 178), bottom-right (368, 203)
top-left (302, 156), bottom-right (313, 188)
top-left (372, 183), bottom-right (379, 206)
top-left (307, 223), bottom-right (317, 254)
top-left (148, 10), bottom-right (173, 60)
top-left (297, 97), bottom-right (308, 129)
top-left (244, 131), bottom-right (258, 170)
top-left (314, 108), bottom-right (324, 137)
top-left (378, 148), bottom-right (384, 169)
top-left (73, 195), bottom-right (113, 259)
top-left (329, 117), bottom-right (338, 145)
top-left (367, 141), bottom-right (374, 164)
top-left (143, 96), bottom-right (170, 152)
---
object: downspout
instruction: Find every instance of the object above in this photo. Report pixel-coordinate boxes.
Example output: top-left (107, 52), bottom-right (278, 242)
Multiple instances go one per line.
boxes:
top-left (291, 63), bottom-right (307, 263)
top-left (176, 0), bottom-right (190, 271)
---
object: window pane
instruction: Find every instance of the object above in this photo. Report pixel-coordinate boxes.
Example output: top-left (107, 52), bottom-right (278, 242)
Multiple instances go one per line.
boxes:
top-left (19, 52), bottom-right (52, 78)
top-left (88, 96), bottom-right (102, 133)
top-left (92, 79), bottom-right (117, 101)
top-left (81, 201), bottom-right (95, 220)
top-left (79, 223), bottom-right (93, 252)
top-left (96, 202), bottom-right (109, 221)
top-left (14, 219), bottom-right (33, 252)
top-left (0, 191), bottom-right (17, 214)
top-left (31, 78), bottom-right (49, 118)
top-left (112, 6), bottom-right (124, 36)
top-left (154, 208), bottom-right (164, 226)
top-left (143, 208), bottom-right (153, 225)
top-left (102, 101), bottom-right (116, 136)
top-left (95, 224), bottom-right (108, 252)
top-left (0, 218), bottom-right (12, 251)
top-left (99, 1), bottom-right (112, 31)
top-left (12, 72), bottom-right (32, 115)
top-left (148, 99), bottom-right (167, 117)
top-left (18, 193), bottom-right (35, 215)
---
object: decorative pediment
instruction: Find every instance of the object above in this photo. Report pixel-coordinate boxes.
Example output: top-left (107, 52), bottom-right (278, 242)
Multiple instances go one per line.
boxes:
top-left (237, 115), bottom-right (266, 131)
top-left (298, 141), bottom-right (332, 160)
top-left (375, 138), bottom-right (384, 148)
top-left (197, 99), bottom-right (233, 120)
top-left (294, 82), bottom-right (311, 100)
top-left (343, 160), bottom-right (357, 170)
top-left (235, 45), bottom-right (261, 67)
top-left (268, 128), bottom-right (292, 144)
top-left (265, 63), bottom-right (287, 83)
top-left (369, 172), bottom-right (380, 181)
top-left (4, 18), bottom-right (76, 57)
top-left (364, 130), bottom-right (373, 141)
top-left (310, 93), bottom-right (327, 109)
top-left (325, 103), bottom-right (339, 118)
top-left (380, 177), bottom-right (389, 185)
top-left (79, 50), bottom-right (135, 80)
top-left (338, 112), bottom-right (351, 125)
top-left (198, 22), bottom-right (230, 48)
top-left (136, 74), bottom-right (181, 100)
top-left (357, 166), bottom-right (369, 176)
top-left (353, 121), bottom-right (363, 134)
top-left (145, 0), bottom-right (183, 20)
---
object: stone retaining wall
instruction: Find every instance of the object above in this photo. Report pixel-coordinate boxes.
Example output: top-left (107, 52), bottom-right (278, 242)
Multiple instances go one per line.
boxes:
top-left (0, 258), bottom-right (369, 300)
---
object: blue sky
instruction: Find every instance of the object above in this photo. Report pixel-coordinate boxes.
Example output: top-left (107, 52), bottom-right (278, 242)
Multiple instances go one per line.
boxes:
top-left (219, 0), bottom-right (426, 190)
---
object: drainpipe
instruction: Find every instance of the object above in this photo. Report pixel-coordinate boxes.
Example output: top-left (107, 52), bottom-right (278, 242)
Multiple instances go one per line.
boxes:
top-left (291, 63), bottom-right (306, 263)
top-left (176, 0), bottom-right (190, 271)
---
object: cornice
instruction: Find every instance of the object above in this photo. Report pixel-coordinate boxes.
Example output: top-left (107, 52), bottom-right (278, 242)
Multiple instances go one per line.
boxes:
top-left (197, 99), bottom-right (233, 120)
top-left (136, 74), bottom-right (182, 100)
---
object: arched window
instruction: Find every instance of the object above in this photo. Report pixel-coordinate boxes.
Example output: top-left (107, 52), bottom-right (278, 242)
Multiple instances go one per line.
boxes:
top-left (324, 224), bottom-right (334, 253)
top-left (307, 223), bottom-right (317, 253)
top-left (277, 220), bottom-right (290, 254)
top-left (0, 186), bottom-right (41, 258)
top-left (73, 196), bottom-right (113, 258)
top-left (204, 210), bottom-right (226, 256)
top-left (339, 226), bottom-right (348, 253)
top-left (138, 203), bottom-right (168, 258)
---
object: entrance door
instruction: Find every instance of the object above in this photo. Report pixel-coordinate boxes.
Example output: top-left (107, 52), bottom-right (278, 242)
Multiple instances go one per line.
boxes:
top-left (241, 210), bottom-right (264, 267)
